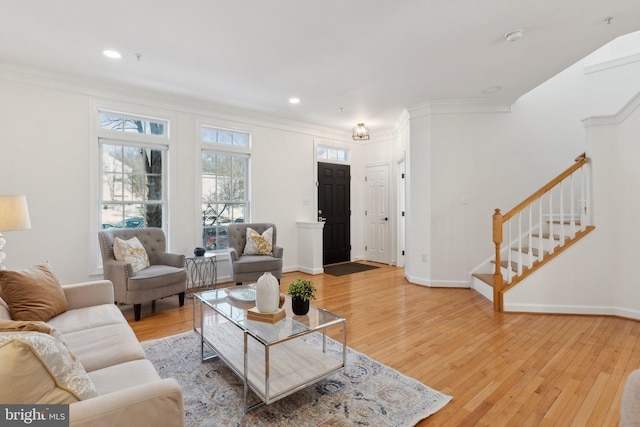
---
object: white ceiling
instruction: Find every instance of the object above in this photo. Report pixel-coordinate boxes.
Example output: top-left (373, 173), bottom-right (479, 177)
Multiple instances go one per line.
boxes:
top-left (2, 0), bottom-right (640, 134)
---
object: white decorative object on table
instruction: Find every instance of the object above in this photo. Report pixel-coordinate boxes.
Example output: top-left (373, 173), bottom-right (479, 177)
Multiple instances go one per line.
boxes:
top-left (256, 272), bottom-right (279, 313)
top-left (226, 285), bottom-right (256, 302)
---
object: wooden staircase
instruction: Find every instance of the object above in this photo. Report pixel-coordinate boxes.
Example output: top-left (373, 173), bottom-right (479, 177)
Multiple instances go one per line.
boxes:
top-left (472, 153), bottom-right (595, 311)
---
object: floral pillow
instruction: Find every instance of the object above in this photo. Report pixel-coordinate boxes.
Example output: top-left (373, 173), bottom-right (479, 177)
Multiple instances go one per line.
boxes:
top-left (0, 331), bottom-right (98, 403)
top-left (244, 227), bottom-right (273, 255)
top-left (114, 237), bottom-right (150, 273)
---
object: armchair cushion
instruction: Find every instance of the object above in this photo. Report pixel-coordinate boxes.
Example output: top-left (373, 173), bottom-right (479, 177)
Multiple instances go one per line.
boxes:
top-left (127, 265), bottom-right (186, 291)
top-left (244, 227), bottom-right (273, 255)
top-left (0, 264), bottom-right (68, 321)
top-left (232, 254), bottom-right (282, 274)
top-left (114, 236), bottom-right (150, 273)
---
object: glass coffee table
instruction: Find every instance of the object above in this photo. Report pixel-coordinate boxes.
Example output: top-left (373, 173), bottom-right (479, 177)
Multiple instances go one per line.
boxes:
top-left (193, 287), bottom-right (347, 413)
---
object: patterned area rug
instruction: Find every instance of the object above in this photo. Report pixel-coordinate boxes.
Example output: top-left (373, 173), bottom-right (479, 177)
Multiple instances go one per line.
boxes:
top-left (143, 331), bottom-right (451, 426)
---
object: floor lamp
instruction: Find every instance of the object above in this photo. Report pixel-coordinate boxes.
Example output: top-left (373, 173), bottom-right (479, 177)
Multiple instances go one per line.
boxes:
top-left (0, 195), bottom-right (31, 270)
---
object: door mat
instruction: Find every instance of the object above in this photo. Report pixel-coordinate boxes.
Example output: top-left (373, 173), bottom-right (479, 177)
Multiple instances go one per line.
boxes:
top-left (323, 262), bottom-right (380, 276)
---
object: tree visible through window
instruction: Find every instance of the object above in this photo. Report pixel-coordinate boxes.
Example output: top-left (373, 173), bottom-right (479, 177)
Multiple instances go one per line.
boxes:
top-left (99, 112), bottom-right (168, 230)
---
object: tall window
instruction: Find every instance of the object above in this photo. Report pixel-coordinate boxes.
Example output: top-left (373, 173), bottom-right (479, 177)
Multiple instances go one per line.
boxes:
top-left (201, 126), bottom-right (250, 251)
top-left (99, 111), bottom-right (168, 230)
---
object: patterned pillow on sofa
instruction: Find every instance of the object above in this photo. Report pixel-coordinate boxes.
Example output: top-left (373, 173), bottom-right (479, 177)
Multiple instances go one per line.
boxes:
top-left (0, 331), bottom-right (98, 404)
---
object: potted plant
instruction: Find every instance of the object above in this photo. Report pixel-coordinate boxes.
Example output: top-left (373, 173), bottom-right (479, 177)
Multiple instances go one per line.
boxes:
top-left (287, 278), bottom-right (316, 315)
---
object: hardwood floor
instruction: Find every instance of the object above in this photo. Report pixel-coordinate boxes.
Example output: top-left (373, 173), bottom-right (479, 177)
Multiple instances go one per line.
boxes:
top-left (126, 263), bottom-right (640, 426)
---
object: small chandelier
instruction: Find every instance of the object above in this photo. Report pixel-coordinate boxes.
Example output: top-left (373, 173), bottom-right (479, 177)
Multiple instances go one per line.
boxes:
top-left (352, 123), bottom-right (370, 140)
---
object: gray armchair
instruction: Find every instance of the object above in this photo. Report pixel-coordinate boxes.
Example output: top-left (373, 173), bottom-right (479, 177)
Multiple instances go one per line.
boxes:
top-left (228, 223), bottom-right (283, 285)
top-left (98, 228), bottom-right (187, 321)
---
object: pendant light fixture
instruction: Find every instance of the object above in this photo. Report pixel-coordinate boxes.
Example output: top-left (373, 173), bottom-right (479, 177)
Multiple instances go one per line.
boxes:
top-left (352, 123), bottom-right (370, 140)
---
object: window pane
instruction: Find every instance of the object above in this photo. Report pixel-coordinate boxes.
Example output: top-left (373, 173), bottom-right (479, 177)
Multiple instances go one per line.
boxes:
top-left (100, 142), bottom-right (166, 232)
top-left (202, 128), bottom-right (217, 143)
top-left (99, 112), bottom-right (167, 137)
top-left (217, 132), bottom-right (232, 145)
top-left (233, 134), bottom-right (247, 146)
top-left (201, 126), bottom-right (248, 148)
top-left (201, 149), bottom-right (248, 250)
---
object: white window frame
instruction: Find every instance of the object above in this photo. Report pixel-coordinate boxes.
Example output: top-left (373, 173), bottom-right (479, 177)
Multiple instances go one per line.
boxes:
top-left (199, 124), bottom-right (251, 253)
top-left (89, 102), bottom-right (175, 276)
top-left (98, 137), bottom-right (169, 229)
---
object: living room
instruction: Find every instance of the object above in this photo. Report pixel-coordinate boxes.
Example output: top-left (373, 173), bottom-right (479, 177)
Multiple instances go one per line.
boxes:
top-left (2, 1), bottom-right (640, 425)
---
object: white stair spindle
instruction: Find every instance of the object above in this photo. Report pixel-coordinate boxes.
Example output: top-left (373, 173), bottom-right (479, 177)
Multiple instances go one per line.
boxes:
top-left (570, 173), bottom-right (576, 238)
top-left (548, 189), bottom-right (554, 255)
top-left (528, 204), bottom-right (533, 267)
top-left (517, 212), bottom-right (523, 276)
top-left (559, 180), bottom-right (565, 246)
top-left (538, 198), bottom-right (543, 262)
top-left (580, 165), bottom-right (587, 231)
top-left (507, 219), bottom-right (513, 283)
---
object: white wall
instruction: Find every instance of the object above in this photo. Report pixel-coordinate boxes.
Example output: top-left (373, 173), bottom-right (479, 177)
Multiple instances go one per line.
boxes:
top-left (0, 67), bottom-right (367, 285)
top-left (403, 31), bottom-right (640, 300)
top-left (506, 91), bottom-right (640, 318)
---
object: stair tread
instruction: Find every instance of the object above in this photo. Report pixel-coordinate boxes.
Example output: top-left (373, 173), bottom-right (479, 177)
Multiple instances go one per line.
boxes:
top-left (472, 273), bottom-right (494, 287)
top-left (550, 219), bottom-right (581, 225)
top-left (531, 233), bottom-right (560, 240)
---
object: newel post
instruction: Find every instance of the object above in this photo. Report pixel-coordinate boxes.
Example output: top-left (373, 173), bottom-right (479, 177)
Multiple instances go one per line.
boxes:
top-left (492, 209), bottom-right (504, 312)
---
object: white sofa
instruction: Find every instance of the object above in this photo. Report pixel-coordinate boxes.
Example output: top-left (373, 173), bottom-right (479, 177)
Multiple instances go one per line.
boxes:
top-left (0, 279), bottom-right (184, 427)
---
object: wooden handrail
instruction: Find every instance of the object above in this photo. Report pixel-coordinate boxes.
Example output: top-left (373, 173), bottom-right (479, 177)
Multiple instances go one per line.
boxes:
top-left (492, 153), bottom-right (588, 312)
top-left (502, 153), bottom-right (586, 222)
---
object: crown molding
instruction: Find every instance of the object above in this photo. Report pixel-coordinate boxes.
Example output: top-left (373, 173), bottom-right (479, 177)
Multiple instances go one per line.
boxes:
top-left (0, 62), bottom-right (352, 142)
top-left (583, 88), bottom-right (640, 127)
top-left (407, 98), bottom-right (514, 118)
top-left (583, 52), bottom-right (640, 75)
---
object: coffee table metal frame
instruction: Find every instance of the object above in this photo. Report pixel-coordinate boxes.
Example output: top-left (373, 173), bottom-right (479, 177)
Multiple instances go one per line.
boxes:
top-left (193, 288), bottom-right (347, 413)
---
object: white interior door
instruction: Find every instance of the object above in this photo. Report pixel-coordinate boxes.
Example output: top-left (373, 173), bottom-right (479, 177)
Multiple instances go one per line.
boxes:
top-left (365, 164), bottom-right (390, 264)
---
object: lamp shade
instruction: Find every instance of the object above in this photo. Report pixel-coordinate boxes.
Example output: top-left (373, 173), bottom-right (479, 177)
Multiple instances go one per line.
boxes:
top-left (0, 195), bottom-right (31, 231)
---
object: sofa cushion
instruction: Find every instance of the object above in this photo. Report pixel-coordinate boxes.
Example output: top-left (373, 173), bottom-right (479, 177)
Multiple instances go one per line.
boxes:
top-left (114, 236), bottom-right (150, 273)
top-left (62, 323), bottom-right (146, 372)
top-left (47, 303), bottom-right (127, 335)
top-left (244, 226), bottom-right (273, 255)
top-left (88, 359), bottom-right (161, 396)
top-left (0, 264), bottom-right (68, 321)
top-left (0, 331), bottom-right (98, 404)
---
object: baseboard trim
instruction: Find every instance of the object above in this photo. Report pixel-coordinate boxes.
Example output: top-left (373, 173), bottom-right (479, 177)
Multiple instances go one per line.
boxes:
top-left (503, 303), bottom-right (640, 321)
top-left (405, 272), bottom-right (470, 288)
top-left (296, 266), bottom-right (324, 275)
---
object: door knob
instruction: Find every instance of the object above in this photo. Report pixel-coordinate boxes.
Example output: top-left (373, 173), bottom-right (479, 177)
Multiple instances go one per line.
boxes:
top-left (318, 216), bottom-right (327, 222)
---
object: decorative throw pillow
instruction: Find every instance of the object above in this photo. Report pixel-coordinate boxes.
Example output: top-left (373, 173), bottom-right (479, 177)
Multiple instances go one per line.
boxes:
top-left (0, 331), bottom-right (98, 404)
top-left (114, 236), bottom-right (150, 273)
top-left (0, 319), bottom-right (65, 342)
top-left (244, 227), bottom-right (273, 255)
top-left (0, 264), bottom-right (68, 322)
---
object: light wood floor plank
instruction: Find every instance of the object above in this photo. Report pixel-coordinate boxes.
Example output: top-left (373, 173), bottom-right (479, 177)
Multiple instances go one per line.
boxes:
top-left (124, 263), bottom-right (640, 426)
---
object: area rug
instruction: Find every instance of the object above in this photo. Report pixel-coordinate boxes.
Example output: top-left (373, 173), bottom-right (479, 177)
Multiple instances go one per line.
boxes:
top-left (323, 262), bottom-right (380, 276)
top-left (143, 331), bottom-right (451, 426)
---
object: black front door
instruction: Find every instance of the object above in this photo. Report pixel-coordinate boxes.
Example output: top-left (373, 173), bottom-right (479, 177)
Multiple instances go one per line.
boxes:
top-left (318, 162), bottom-right (350, 265)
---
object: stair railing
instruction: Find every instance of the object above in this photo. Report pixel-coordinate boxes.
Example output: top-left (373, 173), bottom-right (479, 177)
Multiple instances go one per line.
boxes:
top-left (492, 153), bottom-right (589, 311)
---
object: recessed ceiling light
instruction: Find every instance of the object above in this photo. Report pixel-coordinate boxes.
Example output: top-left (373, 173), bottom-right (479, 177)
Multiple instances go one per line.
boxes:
top-left (289, 97), bottom-right (300, 104)
top-left (505, 29), bottom-right (524, 42)
top-left (103, 49), bottom-right (122, 59)
top-left (482, 86), bottom-right (502, 94)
